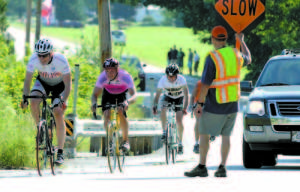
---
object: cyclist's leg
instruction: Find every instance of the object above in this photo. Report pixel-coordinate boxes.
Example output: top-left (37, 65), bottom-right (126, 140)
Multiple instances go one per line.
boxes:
top-left (160, 95), bottom-right (169, 138)
top-left (175, 111), bottom-right (184, 143)
top-left (52, 82), bottom-right (66, 151)
top-left (30, 79), bottom-right (46, 126)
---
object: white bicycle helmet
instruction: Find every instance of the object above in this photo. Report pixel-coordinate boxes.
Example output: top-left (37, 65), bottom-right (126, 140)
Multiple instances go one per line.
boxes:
top-left (35, 38), bottom-right (53, 54)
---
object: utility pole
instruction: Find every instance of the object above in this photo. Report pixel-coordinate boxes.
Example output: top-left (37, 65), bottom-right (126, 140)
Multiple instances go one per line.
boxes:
top-left (25, 0), bottom-right (32, 56)
top-left (98, 0), bottom-right (112, 72)
top-left (35, 0), bottom-right (42, 42)
top-left (90, 0), bottom-right (112, 155)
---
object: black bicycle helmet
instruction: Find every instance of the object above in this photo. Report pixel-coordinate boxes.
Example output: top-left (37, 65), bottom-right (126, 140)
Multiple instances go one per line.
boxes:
top-left (165, 63), bottom-right (179, 76)
top-left (103, 58), bottom-right (119, 68)
top-left (34, 38), bottom-right (53, 54)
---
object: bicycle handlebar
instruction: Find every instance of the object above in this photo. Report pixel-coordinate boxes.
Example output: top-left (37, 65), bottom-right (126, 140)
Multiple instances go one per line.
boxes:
top-left (93, 103), bottom-right (125, 120)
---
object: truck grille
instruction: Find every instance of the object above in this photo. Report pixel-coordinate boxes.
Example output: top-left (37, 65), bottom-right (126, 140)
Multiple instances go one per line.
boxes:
top-left (277, 101), bottom-right (300, 116)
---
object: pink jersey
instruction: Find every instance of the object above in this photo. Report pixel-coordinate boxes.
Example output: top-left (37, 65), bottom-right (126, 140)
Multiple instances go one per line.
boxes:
top-left (95, 69), bottom-right (134, 94)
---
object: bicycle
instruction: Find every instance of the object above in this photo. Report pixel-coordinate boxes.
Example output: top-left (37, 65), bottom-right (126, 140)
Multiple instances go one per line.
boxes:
top-left (163, 102), bottom-right (182, 165)
top-left (93, 100), bottom-right (126, 173)
top-left (23, 95), bottom-right (57, 176)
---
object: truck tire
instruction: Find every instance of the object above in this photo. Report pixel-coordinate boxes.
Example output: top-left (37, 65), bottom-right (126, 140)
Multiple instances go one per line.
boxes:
top-left (262, 153), bottom-right (277, 166)
top-left (243, 137), bottom-right (262, 169)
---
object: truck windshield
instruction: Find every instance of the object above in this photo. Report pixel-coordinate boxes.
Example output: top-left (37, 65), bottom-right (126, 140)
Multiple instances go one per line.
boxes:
top-left (256, 59), bottom-right (300, 87)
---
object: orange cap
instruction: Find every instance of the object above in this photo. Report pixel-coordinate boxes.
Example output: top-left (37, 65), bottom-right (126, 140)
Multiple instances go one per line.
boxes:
top-left (211, 25), bottom-right (228, 40)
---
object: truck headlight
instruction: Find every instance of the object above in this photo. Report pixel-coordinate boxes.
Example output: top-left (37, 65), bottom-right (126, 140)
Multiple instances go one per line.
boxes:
top-left (247, 101), bottom-right (265, 116)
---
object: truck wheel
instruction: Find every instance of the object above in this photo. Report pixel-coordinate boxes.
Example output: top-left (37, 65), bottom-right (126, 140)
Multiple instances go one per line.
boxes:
top-left (243, 137), bottom-right (262, 169)
top-left (262, 153), bottom-right (277, 166)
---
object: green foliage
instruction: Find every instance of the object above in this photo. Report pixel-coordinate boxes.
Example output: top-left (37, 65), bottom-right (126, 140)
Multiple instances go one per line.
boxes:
top-left (140, 15), bottom-right (158, 26)
top-left (111, 2), bottom-right (137, 21)
top-left (55, 0), bottom-right (86, 22)
top-left (6, 0), bottom-right (26, 18)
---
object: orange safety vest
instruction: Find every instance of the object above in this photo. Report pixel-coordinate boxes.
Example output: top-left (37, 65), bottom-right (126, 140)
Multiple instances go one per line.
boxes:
top-left (209, 47), bottom-right (243, 104)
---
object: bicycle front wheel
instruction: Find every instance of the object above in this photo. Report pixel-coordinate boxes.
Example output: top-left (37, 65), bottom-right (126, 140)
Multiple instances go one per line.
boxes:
top-left (165, 124), bottom-right (171, 165)
top-left (47, 120), bottom-right (56, 176)
top-left (107, 127), bottom-right (117, 173)
top-left (36, 121), bottom-right (47, 176)
top-left (116, 131), bottom-right (125, 172)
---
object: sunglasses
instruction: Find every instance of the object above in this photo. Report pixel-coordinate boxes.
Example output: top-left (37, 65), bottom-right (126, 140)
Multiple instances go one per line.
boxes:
top-left (38, 54), bottom-right (49, 58)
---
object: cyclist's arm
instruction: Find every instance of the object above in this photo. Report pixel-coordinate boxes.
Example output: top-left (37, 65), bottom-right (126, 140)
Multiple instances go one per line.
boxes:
top-left (23, 71), bottom-right (33, 96)
top-left (91, 87), bottom-right (103, 106)
top-left (183, 85), bottom-right (189, 110)
top-left (127, 87), bottom-right (136, 104)
top-left (62, 73), bottom-right (71, 102)
top-left (153, 88), bottom-right (162, 107)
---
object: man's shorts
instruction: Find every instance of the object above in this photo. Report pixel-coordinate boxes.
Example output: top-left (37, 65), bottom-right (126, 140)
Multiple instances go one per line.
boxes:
top-left (31, 75), bottom-right (65, 106)
top-left (198, 111), bottom-right (237, 136)
top-left (101, 88), bottom-right (127, 117)
top-left (160, 95), bottom-right (184, 112)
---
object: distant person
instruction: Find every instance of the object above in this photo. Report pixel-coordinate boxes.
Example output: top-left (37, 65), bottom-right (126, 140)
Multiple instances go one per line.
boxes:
top-left (188, 48), bottom-right (194, 75)
top-left (170, 45), bottom-right (178, 63)
top-left (177, 48), bottom-right (185, 72)
top-left (167, 48), bottom-right (173, 65)
top-left (194, 50), bottom-right (200, 75)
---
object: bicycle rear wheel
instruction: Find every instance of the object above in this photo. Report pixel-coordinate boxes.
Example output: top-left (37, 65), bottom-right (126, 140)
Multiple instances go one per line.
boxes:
top-left (36, 121), bottom-right (47, 176)
top-left (116, 131), bottom-right (125, 172)
top-left (107, 126), bottom-right (117, 173)
top-left (165, 124), bottom-right (171, 165)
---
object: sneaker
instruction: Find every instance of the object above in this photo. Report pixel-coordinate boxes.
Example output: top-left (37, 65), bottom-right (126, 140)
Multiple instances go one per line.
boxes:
top-left (184, 165), bottom-right (208, 177)
top-left (193, 144), bottom-right (200, 154)
top-left (214, 165), bottom-right (227, 177)
top-left (161, 131), bottom-right (167, 141)
top-left (55, 153), bottom-right (64, 165)
top-left (121, 141), bottom-right (130, 152)
top-left (178, 144), bottom-right (184, 155)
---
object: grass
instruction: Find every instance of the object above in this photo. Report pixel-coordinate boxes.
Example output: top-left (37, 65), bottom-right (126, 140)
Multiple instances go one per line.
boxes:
top-left (10, 21), bottom-right (249, 79)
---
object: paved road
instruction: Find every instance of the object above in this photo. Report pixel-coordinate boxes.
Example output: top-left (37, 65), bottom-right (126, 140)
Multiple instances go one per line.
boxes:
top-left (1, 113), bottom-right (300, 192)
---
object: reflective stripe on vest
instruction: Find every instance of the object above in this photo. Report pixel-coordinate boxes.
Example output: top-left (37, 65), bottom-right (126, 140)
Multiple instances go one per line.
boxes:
top-left (209, 47), bottom-right (243, 103)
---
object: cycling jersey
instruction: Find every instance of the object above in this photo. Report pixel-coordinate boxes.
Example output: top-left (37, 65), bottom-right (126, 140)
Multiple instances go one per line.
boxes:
top-left (27, 52), bottom-right (70, 86)
top-left (95, 69), bottom-right (134, 94)
top-left (157, 74), bottom-right (187, 99)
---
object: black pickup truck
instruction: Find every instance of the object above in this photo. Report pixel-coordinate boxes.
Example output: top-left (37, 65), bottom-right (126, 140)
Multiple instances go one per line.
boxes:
top-left (241, 49), bottom-right (300, 168)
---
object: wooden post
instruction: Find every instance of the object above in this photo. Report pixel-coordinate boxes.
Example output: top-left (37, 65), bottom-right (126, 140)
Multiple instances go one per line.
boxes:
top-left (98, 0), bottom-right (112, 71)
top-left (35, 0), bottom-right (42, 42)
top-left (25, 0), bottom-right (32, 56)
top-left (91, 0), bottom-right (112, 152)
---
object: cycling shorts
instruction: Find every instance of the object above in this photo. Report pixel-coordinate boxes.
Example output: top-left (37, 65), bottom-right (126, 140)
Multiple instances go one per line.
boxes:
top-left (31, 75), bottom-right (65, 106)
top-left (101, 88), bottom-right (127, 117)
top-left (160, 95), bottom-right (184, 112)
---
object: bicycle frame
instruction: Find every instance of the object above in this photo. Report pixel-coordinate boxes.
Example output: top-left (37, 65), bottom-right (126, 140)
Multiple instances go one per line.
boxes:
top-left (24, 94), bottom-right (57, 176)
top-left (94, 100), bottom-right (125, 173)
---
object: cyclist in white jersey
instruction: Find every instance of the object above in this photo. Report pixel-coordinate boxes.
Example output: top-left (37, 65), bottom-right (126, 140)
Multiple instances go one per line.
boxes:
top-left (21, 38), bottom-right (71, 165)
top-left (152, 64), bottom-right (189, 154)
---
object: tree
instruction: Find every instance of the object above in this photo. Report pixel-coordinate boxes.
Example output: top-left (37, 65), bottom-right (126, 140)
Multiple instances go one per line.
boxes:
top-left (0, 0), bottom-right (8, 32)
top-left (54, 0), bottom-right (86, 23)
top-left (142, 0), bottom-right (300, 83)
top-left (7, 0), bottom-right (27, 18)
top-left (111, 2), bottom-right (136, 21)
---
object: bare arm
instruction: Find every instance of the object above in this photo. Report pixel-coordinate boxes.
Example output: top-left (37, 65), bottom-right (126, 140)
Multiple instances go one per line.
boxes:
top-left (127, 87), bottom-right (137, 104)
top-left (183, 85), bottom-right (189, 110)
top-left (62, 73), bottom-right (71, 102)
top-left (153, 88), bottom-right (162, 106)
top-left (197, 83), bottom-right (210, 104)
top-left (91, 87), bottom-right (103, 106)
top-left (236, 33), bottom-right (252, 65)
top-left (23, 71), bottom-right (34, 96)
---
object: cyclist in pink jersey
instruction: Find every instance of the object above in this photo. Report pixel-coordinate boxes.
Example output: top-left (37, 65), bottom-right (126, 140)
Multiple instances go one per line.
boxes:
top-left (91, 58), bottom-right (137, 152)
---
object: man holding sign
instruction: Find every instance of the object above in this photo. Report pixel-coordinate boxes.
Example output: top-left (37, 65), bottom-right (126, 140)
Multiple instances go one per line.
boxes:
top-left (184, 25), bottom-right (251, 177)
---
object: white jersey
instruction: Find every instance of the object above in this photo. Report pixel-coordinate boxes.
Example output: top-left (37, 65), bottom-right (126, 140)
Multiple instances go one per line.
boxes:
top-left (27, 52), bottom-right (71, 86)
top-left (157, 74), bottom-right (187, 99)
